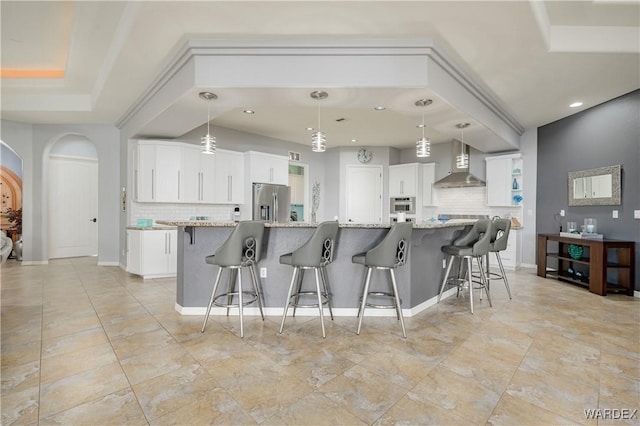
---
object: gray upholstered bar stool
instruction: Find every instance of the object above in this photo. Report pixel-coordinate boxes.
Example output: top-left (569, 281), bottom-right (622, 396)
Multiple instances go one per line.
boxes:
top-left (279, 220), bottom-right (339, 338)
top-left (437, 219), bottom-right (492, 314)
top-left (352, 221), bottom-right (413, 338)
top-left (201, 221), bottom-right (265, 338)
top-left (485, 218), bottom-right (513, 299)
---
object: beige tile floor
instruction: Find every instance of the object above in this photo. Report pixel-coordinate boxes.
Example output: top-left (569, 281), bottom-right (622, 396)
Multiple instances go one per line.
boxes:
top-left (1, 257), bottom-right (639, 425)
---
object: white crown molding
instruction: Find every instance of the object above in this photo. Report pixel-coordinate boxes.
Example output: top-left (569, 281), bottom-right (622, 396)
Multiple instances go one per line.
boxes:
top-left (117, 39), bottom-right (524, 142)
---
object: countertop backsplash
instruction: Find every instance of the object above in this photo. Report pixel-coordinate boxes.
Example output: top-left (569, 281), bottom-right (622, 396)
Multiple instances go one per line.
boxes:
top-left (130, 203), bottom-right (234, 226)
top-left (428, 186), bottom-right (524, 225)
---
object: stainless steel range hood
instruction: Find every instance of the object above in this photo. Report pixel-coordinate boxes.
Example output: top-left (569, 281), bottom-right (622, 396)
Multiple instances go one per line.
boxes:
top-left (433, 139), bottom-right (486, 188)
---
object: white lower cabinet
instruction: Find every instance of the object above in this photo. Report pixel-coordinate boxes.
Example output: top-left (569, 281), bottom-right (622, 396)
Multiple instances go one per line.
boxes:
top-left (489, 228), bottom-right (521, 270)
top-left (127, 229), bottom-right (177, 279)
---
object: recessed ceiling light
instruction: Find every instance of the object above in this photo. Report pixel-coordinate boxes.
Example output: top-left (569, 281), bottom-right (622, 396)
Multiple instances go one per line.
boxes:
top-left (569, 102), bottom-right (583, 108)
top-left (243, 109), bottom-right (255, 114)
top-left (416, 124), bottom-right (425, 128)
top-left (351, 139), bottom-right (358, 143)
top-left (306, 127), bottom-right (314, 131)
top-left (374, 106), bottom-right (386, 111)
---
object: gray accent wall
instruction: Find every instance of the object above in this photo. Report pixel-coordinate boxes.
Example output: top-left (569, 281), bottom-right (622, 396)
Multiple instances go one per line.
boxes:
top-left (537, 89), bottom-right (640, 291)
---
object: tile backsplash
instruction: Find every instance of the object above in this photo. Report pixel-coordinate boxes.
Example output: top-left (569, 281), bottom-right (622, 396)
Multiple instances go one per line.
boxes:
top-left (423, 187), bottom-right (523, 223)
top-left (130, 203), bottom-right (235, 225)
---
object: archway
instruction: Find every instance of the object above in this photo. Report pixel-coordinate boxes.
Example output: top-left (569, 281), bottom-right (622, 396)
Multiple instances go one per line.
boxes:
top-left (47, 135), bottom-right (99, 259)
top-left (1, 141), bottom-right (24, 260)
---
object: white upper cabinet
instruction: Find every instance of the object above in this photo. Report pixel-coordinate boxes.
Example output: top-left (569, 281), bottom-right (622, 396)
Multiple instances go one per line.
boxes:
top-left (420, 163), bottom-right (437, 206)
top-left (135, 140), bottom-right (218, 204)
top-left (245, 151), bottom-right (289, 185)
top-left (486, 153), bottom-right (523, 207)
top-left (214, 149), bottom-right (244, 204)
top-left (180, 145), bottom-right (201, 203)
top-left (135, 141), bottom-right (181, 202)
top-left (389, 163), bottom-right (418, 197)
top-left (181, 146), bottom-right (216, 203)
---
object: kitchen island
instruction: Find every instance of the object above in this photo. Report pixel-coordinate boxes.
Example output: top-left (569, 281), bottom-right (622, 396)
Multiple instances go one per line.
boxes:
top-left (156, 220), bottom-right (475, 316)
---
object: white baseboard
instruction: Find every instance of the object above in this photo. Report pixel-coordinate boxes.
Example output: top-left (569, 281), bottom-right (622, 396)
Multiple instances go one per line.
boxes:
top-left (175, 288), bottom-right (458, 318)
top-left (20, 260), bottom-right (49, 266)
top-left (520, 263), bottom-right (537, 269)
top-left (97, 261), bottom-right (119, 266)
top-left (635, 290), bottom-right (640, 299)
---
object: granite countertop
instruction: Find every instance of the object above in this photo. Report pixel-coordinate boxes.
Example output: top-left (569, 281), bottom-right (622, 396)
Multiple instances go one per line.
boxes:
top-left (155, 220), bottom-right (476, 229)
top-left (126, 225), bottom-right (177, 230)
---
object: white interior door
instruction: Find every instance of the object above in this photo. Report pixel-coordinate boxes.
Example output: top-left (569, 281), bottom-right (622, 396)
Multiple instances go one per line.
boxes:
top-left (346, 165), bottom-right (382, 223)
top-left (49, 156), bottom-right (98, 259)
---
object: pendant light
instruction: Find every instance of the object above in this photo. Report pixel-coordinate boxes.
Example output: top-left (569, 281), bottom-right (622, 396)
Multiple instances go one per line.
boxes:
top-left (310, 90), bottom-right (328, 152)
top-left (455, 122), bottom-right (470, 169)
top-left (415, 99), bottom-right (433, 158)
top-left (199, 92), bottom-right (217, 154)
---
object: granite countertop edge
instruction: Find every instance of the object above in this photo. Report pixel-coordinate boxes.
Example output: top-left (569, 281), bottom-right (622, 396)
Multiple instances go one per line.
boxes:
top-left (126, 225), bottom-right (178, 230)
top-left (155, 220), bottom-right (476, 229)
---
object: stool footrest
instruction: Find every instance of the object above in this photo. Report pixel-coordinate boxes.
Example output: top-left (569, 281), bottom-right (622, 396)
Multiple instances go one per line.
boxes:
top-left (288, 291), bottom-right (331, 308)
top-left (213, 291), bottom-right (258, 308)
top-left (362, 291), bottom-right (402, 309)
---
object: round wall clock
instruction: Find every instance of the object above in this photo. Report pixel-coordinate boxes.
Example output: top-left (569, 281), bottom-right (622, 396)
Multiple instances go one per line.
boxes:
top-left (357, 148), bottom-right (372, 163)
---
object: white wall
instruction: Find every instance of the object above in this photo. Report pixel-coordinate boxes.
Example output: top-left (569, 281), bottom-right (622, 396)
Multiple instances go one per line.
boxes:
top-left (519, 128), bottom-right (538, 267)
top-left (1, 120), bottom-right (121, 265)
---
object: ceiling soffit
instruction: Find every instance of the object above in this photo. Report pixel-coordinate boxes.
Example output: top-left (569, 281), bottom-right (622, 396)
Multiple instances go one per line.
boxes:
top-left (118, 39), bottom-right (524, 152)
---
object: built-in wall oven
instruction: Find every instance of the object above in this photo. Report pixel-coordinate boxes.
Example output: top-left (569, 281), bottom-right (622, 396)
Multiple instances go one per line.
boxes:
top-left (390, 197), bottom-right (416, 215)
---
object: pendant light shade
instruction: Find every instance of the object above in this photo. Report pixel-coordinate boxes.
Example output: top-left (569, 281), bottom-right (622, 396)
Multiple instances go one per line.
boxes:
top-left (310, 90), bottom-right (328, 152)
top-left (415, 99), bottom-right (432, 158)
top-left (456, 122), bottom-right (470, 169)
top-left (199, 92), bottom-right (217, 154)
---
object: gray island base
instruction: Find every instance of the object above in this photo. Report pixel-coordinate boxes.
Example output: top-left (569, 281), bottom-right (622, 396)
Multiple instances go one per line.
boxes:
top-left (156, 221), bottom-right (475, 317)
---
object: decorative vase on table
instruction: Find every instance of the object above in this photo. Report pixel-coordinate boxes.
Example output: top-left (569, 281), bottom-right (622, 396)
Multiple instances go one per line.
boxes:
top-left (13, 235), bottom-right (23, 261)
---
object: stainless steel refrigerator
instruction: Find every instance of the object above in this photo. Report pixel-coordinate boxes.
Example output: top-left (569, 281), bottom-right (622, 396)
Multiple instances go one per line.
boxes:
top-left (252, 183), bottom-right (290, 223)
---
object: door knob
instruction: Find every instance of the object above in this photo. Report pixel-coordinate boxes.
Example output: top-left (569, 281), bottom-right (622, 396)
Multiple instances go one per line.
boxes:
top-left (90, 218), bottom-right (97, 222)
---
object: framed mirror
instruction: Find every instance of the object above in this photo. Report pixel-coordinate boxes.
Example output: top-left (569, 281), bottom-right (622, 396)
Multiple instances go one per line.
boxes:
top-left (568, 165), bottom-right (621, 206)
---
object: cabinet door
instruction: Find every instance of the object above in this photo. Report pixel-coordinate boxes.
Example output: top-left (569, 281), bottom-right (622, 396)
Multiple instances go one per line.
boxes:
top-left (270, 156), bottom-right (289, 185)
top-left (141, 230), bottom-right (169, 274)
top-left (421, 163), bottom-right (436, 206)
top-left (389, 164), bottom-right (417, 197)
top-left (486, 158), bottom-right (511, 206)
top-left (181, 146), bottom-right (201, 203)
top-left (247, 152), bottom-right (289, 185)
top-left (166, 230), bottom-right (177, 274)
top-left (154, 144), bottom-right (181, 202)
top-left (136, 144), bottom-right (155, 202)
top-left (199, 153), bottom-right (216, 203)
top-left (126, 230), bottom-right (142, 274)
top-left (214, 150), bottom-right (244, 204)
top-left (228, 152), bottom-right (244, 203)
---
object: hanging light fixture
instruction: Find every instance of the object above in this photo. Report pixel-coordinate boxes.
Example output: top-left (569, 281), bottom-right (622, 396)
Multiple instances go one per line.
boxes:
top-left (415, 99), bottom-right (433, 158)
top-left (310, 90), bottom-right (328, 152)
top-left (199, 92), bottom-right (217, 154)
top-left (456, 122), bottom-right (470, 169)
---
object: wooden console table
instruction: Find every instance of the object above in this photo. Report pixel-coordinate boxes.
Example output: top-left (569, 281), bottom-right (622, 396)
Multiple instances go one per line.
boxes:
top-left (537, 234), bottom-right (635, 296)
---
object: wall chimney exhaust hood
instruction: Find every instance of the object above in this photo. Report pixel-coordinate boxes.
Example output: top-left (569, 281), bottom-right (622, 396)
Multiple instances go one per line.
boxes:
top-left (433, 139), bottom-right (486, 188)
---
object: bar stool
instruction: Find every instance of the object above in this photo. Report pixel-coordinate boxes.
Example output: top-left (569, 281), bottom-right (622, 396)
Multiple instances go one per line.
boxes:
top-left (201, 221), bottom-right (265, 338)
top-left (279, 220), bottom-right (339, 338)
top-left (485, 218), bottom-right (513, 299)
top-left (437, 219), bottom-right (492, 314)
top-left (352, 222), bottom-right (413, 338)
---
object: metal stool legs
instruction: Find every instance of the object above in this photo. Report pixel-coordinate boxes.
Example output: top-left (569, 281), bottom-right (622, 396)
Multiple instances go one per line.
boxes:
top-left (201, 264), bottom-right (264, 338)
top-left (279, 265), bottom-right (334, 338)
top-left (356, 267), bottom-right (406, 338)
top-left (484, 253), bottom-right (512, 299)
top-left (438, 254), bottom-right (492, 314)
